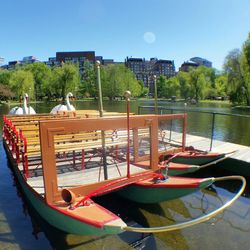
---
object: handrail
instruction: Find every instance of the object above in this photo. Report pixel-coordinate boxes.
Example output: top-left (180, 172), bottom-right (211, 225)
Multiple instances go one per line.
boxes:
top-left (124, 175), bottom-right (246, 233)
top-left (138, 105), bottom-right (250, 118)
top-left (138, 105), bottom-right (250, 150)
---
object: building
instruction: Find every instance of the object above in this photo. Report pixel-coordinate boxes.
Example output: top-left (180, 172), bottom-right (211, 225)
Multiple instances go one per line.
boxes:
top-left (179, 61), bottom-right (199, 72)
top-left (55, 51), bottom-right (95, 77)
top-left (179, 57), bottom-right (212, 72)
top-left (1, 56), bottom-right (39, 69)
top-left (0, 57), bottom-right (4, 65)
top-left (125, 57), bottom-right (175, 93)
top-left (22, 56), bottom-right (39, 64)
top-left (190, 57), bottom-right (212, 68)
top-left (56, 51), bottom-right (95, 63)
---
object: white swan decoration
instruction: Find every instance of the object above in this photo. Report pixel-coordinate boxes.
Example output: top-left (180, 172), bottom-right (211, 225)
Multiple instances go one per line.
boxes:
top-left (50, 92), bottom-right (75, 114)
top-left (9, 93), bottom-right (36, 115)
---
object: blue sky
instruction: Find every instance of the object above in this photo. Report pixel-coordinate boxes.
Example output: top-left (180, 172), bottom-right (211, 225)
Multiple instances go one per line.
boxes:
top-left (0, 0), bottom-right (249, 70)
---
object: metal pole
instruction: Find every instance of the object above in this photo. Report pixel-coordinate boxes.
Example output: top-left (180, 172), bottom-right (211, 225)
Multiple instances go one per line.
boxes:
top-left (169, 109), bottom-right (173, 142)
top-left (210, 113), bottom-right (215, 151)
top-left (124, 91), bottom-right (131, 178)
top-left (96, 61), bottom-right (108, 179)
top-left (96, 61), bottom-right (104, 117)
top-left (153, 75), bottom-right (158, 114)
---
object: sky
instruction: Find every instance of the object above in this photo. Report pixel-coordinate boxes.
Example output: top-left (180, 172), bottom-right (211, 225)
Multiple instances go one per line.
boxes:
top-left (0, 0), bottom-right (249, 70)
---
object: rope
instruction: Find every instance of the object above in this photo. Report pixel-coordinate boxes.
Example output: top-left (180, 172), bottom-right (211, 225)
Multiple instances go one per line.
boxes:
top-left (123, 175), bottom-right (246, 233)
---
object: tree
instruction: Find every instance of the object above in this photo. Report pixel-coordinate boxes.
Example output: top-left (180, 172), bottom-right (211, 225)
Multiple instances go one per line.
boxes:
top-left (51, 63), bottom-right (80, 100)
top-left (9, 70), bottom-right (35, 99)
top-left (0, 69), bottom-right (12, 86)
top-left (161, 76), bottom-right (180, 98)
top-left (223, 49), bottom-right (246, 104)
top-left (214, 75), bottom-right (227, 97)
top-left (80, 60), bottom-right (96, 98)
top-left (241, 33), bottom-right (250, 105)
top-left (24, 62), bottom-right (52, 100)
top-left (138, 80), bottom-right (149, 97)
top-left (101, 64), bottom-right (141, 100)
top-left (189, 67), bottom-right (206, 101)
top-left (157, 75), bottom-right (167, 98)
top-left (177, 71), bottom-right (191, 100)
top-left (0, 84), bottom-right (14, 101)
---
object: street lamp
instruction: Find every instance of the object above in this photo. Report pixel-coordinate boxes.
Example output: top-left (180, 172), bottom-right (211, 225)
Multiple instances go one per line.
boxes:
top-left (95, 60), bottom-right (108, 180)
top-left (153, 75), bottom-right (158, 114)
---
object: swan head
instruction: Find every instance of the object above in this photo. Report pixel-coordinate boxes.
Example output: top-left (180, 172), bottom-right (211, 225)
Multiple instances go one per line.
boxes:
top-left (66, 92), bottom-right (74, 99)
top-left (23, 93), bottom-right (29, 103)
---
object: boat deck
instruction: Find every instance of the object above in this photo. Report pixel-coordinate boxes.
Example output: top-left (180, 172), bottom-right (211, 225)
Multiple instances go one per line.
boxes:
top-left (25, 162), bottom-right (148, 195)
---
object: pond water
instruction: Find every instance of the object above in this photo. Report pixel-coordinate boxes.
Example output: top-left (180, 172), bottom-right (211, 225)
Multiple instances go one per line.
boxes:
top-left (0, 100), bottom-right (250, 249)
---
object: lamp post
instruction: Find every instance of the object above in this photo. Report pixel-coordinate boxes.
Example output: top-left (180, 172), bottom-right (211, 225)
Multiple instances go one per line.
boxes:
top-left (96, 60), bottom-right (108, 180)
top-left (153, 75), bottom-right (158, 114)
top-left (124, 90), bottom-right (131, 178)
top-left (96, 61), bottom-right (104, 117)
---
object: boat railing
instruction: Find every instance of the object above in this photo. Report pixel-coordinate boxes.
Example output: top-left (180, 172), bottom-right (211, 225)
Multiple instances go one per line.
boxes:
top-left (38, 114), bottom-right (186, 204)
top-left (138, 105), bottom-right (250, 151)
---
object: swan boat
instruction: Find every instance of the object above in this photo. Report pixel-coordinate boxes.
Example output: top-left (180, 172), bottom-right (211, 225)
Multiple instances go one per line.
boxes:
top-left (3, 113), bottom-right (245, 235)
top-left (50, 92), bottom-right (75, 114)
top-left (9, 93), bottom-right (36, 115)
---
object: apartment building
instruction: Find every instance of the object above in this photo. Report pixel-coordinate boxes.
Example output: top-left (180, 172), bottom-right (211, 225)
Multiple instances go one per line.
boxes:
top-left (125, 57), bottom-right (175, 93)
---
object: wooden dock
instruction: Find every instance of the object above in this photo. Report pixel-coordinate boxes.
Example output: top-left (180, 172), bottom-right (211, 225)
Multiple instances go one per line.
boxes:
top-left (173, 132), bottom-right (250, 163)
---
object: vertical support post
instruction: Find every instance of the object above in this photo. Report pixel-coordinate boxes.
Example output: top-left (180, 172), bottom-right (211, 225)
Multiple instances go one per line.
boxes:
top-left (81, 149), bottom-right (85, 171)
top-left (169, 109), bottom-right (173, 142)
top-left (210, 113), bottom-right (215, 151)
top-left (182, 113), bottom-right (187, 151)
top-left (96, 60), bottom-right (108, 180)
top-left (124, 90), bottom-right (131, 178)
top-left (153, 75), bottom-right (158, 114)
top-left (72, 150), bottom-right (76, 167)
top-left (138, 106), bottom-right (141, 115)
top-left (133, 128), bottom-right (139, 163)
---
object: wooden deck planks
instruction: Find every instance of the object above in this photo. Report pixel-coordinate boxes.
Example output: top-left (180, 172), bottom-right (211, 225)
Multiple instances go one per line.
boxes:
top-left (178, 132), bottom-right (250, 163)
top-left (27, 163), bottom-right (147, 195)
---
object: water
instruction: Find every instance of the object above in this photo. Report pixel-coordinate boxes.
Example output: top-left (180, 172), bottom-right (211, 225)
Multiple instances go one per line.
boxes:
top-left (0, 100), bottom-right (250, 249)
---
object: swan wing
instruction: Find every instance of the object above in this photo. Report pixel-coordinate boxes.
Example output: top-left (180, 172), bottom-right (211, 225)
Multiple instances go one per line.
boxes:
top-left (15, 107), bottom-right (24, 115)
top-left (9, 106), bottom-right (19, 114)
top-left (28, 106), bottom-right (36, 114)
top-left (50, 104), bottom-right (67, 114)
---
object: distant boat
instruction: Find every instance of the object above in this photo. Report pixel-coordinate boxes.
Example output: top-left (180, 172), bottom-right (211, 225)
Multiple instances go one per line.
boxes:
top-left (9, 93), bottom-right (36, 115)
top-left (50, 92), bottom-right (75, 114)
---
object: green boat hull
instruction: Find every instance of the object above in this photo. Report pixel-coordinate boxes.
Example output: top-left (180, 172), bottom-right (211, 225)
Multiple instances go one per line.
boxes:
top-left (168, 165), bottom-right (200, 176)
top-left (117, 179), bottom-right (213, 204)
top-left (4, 141), bottom-right (123, 235)
top-left (171, 154), bottom-right (225, 165)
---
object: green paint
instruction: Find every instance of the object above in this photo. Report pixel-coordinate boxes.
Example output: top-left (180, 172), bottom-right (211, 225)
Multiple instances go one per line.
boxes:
top-left (118, 179), bottom-right (214, 204)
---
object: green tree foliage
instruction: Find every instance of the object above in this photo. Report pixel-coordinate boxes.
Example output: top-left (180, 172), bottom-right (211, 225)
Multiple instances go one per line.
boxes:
top-left (162, 76), bottom-right (180, 98)
top-left (157, 75), bottom-right (166, 98)
top-left (101, 64), bottom-right (141, 100)
top-left (241, 32), bottom-right (250, 105)
top-left (214, 75), bottom-right (227, 97)
top-left (176, 71), bottom-right (191, 100)
top-left (51, 63), bottom-right (80, 100)
top-left (80, 60), bottom-right (96, 98)
top-left (9, 70), bottom-right (35, 99)
top-left (24, 62), bottom-right (51, 101)
top-left (138, 80), bottom-right (149, 97)
top-left (223, 49), bottom-right (246, 104)
top-left (189, 67), bottom-right (206, 101)
top-left (0, 84), bottom-right (14, 101)
top-left (0, 69), bottom-right (12, 86)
